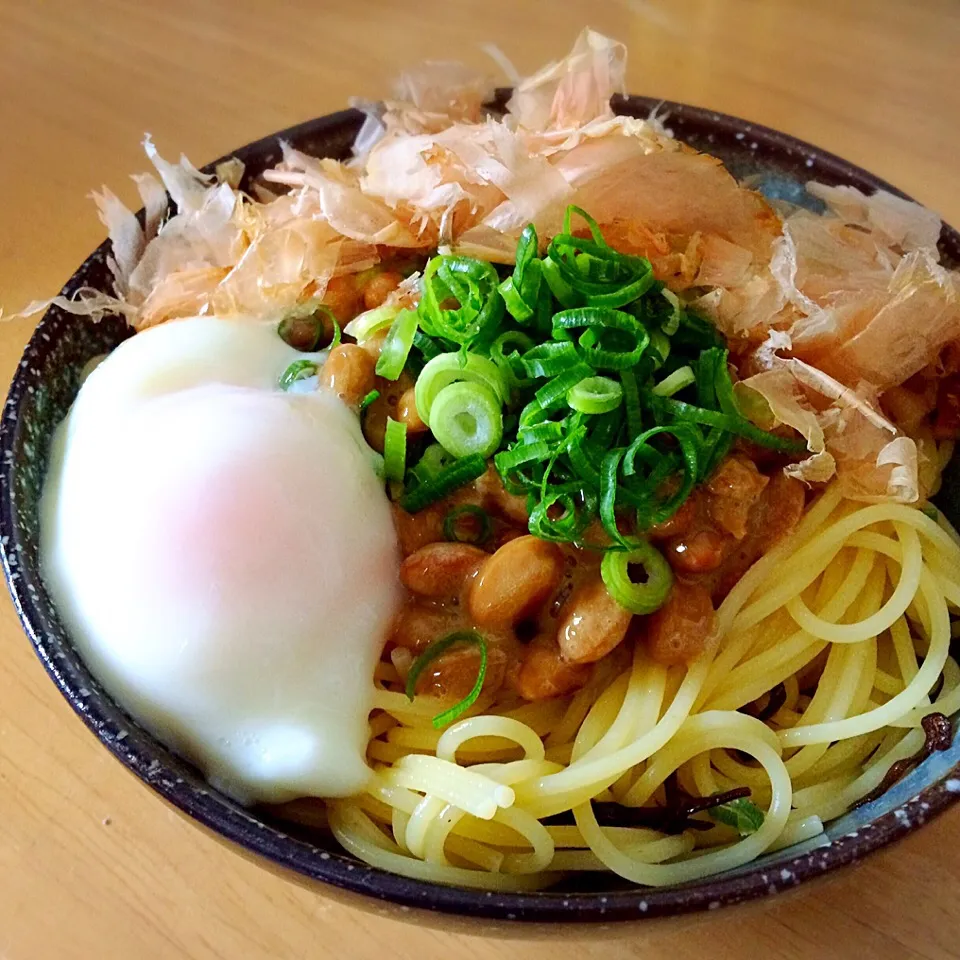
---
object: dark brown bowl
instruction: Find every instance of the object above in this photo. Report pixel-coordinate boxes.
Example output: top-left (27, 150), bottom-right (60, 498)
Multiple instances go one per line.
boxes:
top-left (3, 96), bottom-right (960, 927)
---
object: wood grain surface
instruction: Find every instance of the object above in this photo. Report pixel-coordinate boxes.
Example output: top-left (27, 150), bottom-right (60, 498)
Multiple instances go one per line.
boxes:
top-left (1, 1), bottom-right (960, 958)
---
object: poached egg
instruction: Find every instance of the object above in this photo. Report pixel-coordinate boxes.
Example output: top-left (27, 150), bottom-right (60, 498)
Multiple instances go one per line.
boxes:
top-left (40, 316), bottom-right (401, 803)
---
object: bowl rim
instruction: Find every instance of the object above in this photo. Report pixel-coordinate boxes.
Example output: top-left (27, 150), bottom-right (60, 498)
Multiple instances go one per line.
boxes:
top-left (3, 94), bottom-right (960, 925)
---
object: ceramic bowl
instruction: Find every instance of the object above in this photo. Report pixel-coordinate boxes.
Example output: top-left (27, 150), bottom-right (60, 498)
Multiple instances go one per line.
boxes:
top-left (4, 96), bottom-right (960, 926)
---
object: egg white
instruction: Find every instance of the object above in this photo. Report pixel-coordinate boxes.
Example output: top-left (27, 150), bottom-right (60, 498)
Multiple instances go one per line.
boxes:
top-left (40, 316), bottom-right (401, 803)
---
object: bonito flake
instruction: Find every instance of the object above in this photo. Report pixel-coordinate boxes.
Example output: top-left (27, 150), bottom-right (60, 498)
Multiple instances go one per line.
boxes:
top-left (14, 29), bottom-right (960, 504)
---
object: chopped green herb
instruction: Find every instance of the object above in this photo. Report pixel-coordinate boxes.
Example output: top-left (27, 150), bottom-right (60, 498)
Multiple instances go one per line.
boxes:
top-left (387, 204), bottom-right (804, 616)
top-left (359, 389), bottom-right (380, 412)
top-left (278, 359), bottom-right (318, 389)
top-left (708, 798), bottom-right (765, 835)
top-left (405, 631), bottom-right (488, 729)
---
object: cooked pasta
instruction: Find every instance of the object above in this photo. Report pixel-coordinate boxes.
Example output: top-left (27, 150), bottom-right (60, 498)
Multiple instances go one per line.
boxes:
top-left (328, 486), bottom-right (960, 888)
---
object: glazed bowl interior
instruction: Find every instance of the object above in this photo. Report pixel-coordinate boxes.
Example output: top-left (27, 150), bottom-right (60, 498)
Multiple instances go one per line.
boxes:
top-left (4, 96), bottom-right (960, 924)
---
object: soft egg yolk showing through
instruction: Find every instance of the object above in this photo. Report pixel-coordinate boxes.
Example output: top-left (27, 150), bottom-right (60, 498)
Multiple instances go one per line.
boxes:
top-left (40, 316), bottom-right (402, 803)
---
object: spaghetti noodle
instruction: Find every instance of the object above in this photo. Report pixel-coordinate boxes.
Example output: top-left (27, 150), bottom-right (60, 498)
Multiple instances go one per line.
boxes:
top-left (329, 484), bottom-right (960, 888)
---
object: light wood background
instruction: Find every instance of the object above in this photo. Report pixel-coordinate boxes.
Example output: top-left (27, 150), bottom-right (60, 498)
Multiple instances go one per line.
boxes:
top-left (1, 1), bottom-right (960, 958)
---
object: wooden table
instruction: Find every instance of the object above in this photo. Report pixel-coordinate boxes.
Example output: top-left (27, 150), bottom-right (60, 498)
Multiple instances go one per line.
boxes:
top-left (1, 1), bottom-right (959, 957)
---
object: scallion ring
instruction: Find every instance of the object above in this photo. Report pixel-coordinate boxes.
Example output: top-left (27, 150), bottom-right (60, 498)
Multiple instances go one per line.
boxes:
top-left (528, 485), bottom-right (596, 543)
top-left (278, 359), bottom-right (318, 390)
top-left (400, 454), bottom-right (487, 513)
top-left (429, 381), bottom-right (504, 459)
top-left (552, 308), bottom-right (650, 371)
top-left (660, 288), bottom-right (682, 335)
top-left (652, 365), bottom-right (696, 397)
top-left (544, 207), bottom-right (656, 308)
top-left (499, 224), bottom-right (542, 323)
top-left (621, 425), bottom-right (701, 528)
top-left (516, 421), bottom-right (566, 446)
top-left (418, 255), bottom-right (504, 345)
top-left (491, 330), bottom-right (536, 391)
top-left (601, 541), bottom-right (674, 614)
top-left (413, 330), bottom-right (443, 362)
top-left (518, 364), bottom-right (594, 428)
top-left (413, 443), bottom-right (456, 481)
top-left (649, 329), bottom-right (670, 368)
top-left (414, 352), bottom-right (508, 427)
top-left (494, 440), bottom-right (552, 474)
top-left (567, 427), bottom-right (602, 487)
top-left (620, 369), bottom-right (642, 437)
top-left (646, 393), bottom-right (805, 454)
top-left (567, 376), bottom-right (623, 415)
top-left (599, 447), bottom-right (636, 548)
top-left (383, 417), bottom-right (407, 483)
top-left (404, 630), bottom-right (488, 729)
top-left (343, 303), bottom-right (400, 343)
top-left (491, 330), bottom-right (536, 362)
top-left (443, 505), bottom-right (492, 545)
top-left (375, 308), bottom-right (419, 381)
top-left (519, 341), bottom-right (581, 378)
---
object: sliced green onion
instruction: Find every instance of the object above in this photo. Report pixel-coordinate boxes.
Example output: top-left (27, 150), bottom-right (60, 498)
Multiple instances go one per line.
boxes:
top-left (518, 364), bottom-right (594, 427)
top-left (601, 541), bottom-right (674, 614)
top-left (359, 389), bottom-right (380, 412)
top-left (704, 348), bottom-right (737, 413)
top-left (672, 309), bottom-right (725, 351)
top-left (400, 454), bottom-right (487, 513)
top-left (652, 365), bottom-right (696, 397)
top-left (587, 408), bottom-right (621, 451)
top-left (358, 206), bottom-right (799, 558)
top-left (494, 441), bottom-right (552, 474)
top-left (541, 255), bottom-right (578, 306)
top-left (647, 393), bottom-right (805, 453)
top-left (491, 330), bottom-right (536, 392)
top-left (552, 308), bottom-right (649, 371)
top-left (520, 341), bottom-right (581, 378)
top-left (414, 352), bottom-right (507, 427)
top-left (418, 255), bottom-right (504, 345)
top-left (279, 359), bottom-right (318, 389)
top-left (621, 425), bottom-right (701, 527)
top-left (384, 418), bottom-right (407, 482)
top-left (620, 369), bottom-right (642, 437)
top-left (567, 427), bottom-right (602, 487)
top-left (499, 224), bottom-right (542, 323)
top-left (430, 382), bottom-right (503, 459)
top-left (708, 798), bottom-right (765, 835)
top-left (413, 330), bottom-right (443, 362)
top-left (375, 308), bottom-right (419, 381)
top-left (443, 505), bottom-right (492, 545)
top-left (699, 429), bottom-right (737, 482)
top-left (491, 330), bottom-right (536, 364)
top-left (412, 443), bottom-right (456, 482)
top-left (660, 288), bottom-right (682, 336)
top-left (544, 206), bottom-right (656, 308)
top-left (567, 376), bottom-right (622, 415)
top-left (499, 274), bottom-right (532, 323)
top-left (343, 302), bottom-right (400, 343)
top-left (528, 484), bottom-right (597, 543)
top-left (405, 631), bottom-right (488, 729)
top-left (649, 329), bottom-right (670, 368)
top-left (516, 421), bottom-right (566, 445)
top-left (599, 448), bottom-right (633, 547)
